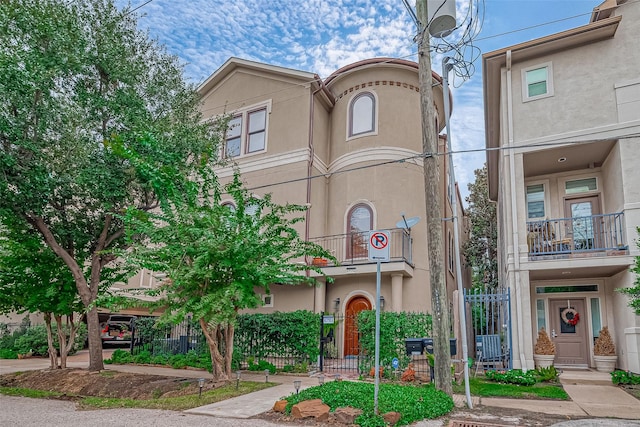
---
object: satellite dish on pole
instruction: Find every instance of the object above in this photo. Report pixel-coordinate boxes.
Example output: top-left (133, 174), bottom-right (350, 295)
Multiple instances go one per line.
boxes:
top-left (396, 214), bottom-right (421, 230)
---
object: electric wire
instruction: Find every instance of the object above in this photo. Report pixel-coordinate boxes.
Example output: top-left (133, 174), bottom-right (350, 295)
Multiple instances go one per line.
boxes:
top-left (233, 134), bottom-right (640, 193)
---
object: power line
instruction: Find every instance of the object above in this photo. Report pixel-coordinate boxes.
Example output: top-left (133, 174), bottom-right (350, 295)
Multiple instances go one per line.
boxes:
top-left (233, 135), bottom-right (639, 193)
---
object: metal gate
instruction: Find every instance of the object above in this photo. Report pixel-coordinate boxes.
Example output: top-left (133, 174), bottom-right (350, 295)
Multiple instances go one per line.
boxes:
top-left (464, 288), bottom-right (512, 370)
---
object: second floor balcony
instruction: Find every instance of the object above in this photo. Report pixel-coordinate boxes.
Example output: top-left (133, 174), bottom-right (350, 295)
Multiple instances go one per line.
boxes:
top-left (309, 228), bottom-right (413, 267)
top-left (526, 213), bottom-right (628, 259)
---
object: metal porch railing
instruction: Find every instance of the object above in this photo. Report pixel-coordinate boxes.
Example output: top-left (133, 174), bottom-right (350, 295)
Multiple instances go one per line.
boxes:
top-left (526, 212), bottom-right (627, 257)
top-left (309, 228), bottom-right (412, 266)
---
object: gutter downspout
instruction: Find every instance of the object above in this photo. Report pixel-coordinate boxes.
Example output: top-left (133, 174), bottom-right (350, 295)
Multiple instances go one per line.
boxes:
top-left (506, 50), bottom-right (528, 371)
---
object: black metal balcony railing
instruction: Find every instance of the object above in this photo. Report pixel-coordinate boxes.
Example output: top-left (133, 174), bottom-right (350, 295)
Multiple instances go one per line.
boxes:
top-left (526, 213), bottom-right (627, 257)
top-left (309, 228), bottom-right (412, 266)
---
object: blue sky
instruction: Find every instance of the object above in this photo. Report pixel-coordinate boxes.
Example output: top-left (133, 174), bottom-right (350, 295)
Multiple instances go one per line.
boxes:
top-left (118, 0), bottom-right (604, 201)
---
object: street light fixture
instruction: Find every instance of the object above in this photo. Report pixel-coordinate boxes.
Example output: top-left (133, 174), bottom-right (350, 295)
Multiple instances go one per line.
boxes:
top-left (264, 369), bottom-right (270, 383)
top-left (236, 370), bottom-right (241, 390)
top-left (318, 374), bottom-right (324, 385)
top-left (293, 380), bottom-right (301, 395)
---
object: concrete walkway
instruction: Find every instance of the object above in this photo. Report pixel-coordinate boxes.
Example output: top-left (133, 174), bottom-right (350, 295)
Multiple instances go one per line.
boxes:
top-left (2, 351), bottom-right (640, 424)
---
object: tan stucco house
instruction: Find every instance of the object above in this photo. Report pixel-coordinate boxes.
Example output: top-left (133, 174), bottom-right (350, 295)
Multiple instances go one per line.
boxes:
top-left (196, 57), bottom-right (469, 356)
top-left (483, 0), bottom-right (640, 372)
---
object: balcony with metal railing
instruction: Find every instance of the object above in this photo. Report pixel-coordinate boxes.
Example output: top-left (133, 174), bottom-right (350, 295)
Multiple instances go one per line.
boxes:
top-left (526, 213), bottom-right (628, 259)
top-left (309, 228), bottom-right (413, 267)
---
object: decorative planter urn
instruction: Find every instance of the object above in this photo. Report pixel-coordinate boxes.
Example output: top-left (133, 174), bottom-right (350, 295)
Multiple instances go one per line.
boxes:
top-left (533, 354), bottom-right (555, 368)
top-left (593, 355), bottom-right (617, 373)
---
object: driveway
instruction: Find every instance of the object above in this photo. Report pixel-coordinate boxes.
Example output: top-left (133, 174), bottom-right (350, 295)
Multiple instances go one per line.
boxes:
top-left (0, 395), bottom-right (284, 427)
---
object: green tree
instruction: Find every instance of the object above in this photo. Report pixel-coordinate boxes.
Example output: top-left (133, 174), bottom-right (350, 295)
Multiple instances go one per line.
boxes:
top-left (0, 224), bottom-right (101, 368)
top-left (0, 0), bottom-right (218, 370)
top-left (621, 233), bottom-right (640, 314)
top-left (125, 172), bottom-right (333, 381)
top-left (462, 165), bottom-right (498, 290)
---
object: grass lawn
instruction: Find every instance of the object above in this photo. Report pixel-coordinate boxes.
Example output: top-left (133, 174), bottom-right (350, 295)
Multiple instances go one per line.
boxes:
top-left (1, 381), bottom-right (274, 411)
top-left (453, 377), bottom-right (569, 400)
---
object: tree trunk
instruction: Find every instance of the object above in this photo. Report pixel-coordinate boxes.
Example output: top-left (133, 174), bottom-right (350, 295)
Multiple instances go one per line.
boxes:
top-left (43, 313), bottom-right (58, 370)
top-left (200, 318), bottom-right (228, 381)
top-left (224, 322), bottom-right (235, 379)
top-left (85, 307), bottom-right (104, 371)
top-left (55, 314), bottom-right (78, 369)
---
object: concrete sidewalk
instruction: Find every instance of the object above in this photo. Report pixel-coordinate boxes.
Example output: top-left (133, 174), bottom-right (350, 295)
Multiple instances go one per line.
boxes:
top-left (2, 351), bottom-right (640, 424)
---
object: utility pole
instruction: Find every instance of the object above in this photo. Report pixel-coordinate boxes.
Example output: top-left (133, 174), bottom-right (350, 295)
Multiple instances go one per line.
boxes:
top-left (416, 0), bottom-right (452, 395)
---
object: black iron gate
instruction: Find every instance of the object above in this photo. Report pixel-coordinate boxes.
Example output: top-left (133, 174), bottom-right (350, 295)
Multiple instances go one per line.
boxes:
top-left (464, 288), bottom-right (512, 370)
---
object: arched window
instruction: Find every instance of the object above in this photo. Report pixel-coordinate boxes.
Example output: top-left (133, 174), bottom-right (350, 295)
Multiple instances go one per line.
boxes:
top-left (347, 203), bottom-right (373, 259)
top-left (348, 92), bottom-right (376, 137)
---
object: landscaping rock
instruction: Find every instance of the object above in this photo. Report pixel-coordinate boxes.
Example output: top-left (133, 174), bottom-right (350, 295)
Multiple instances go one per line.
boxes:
top-left (291, 399), bottom-right (330, 421)
top-left (273, 400), bottom-right (287, 413)
top-left (334, 406), bottom-right (363, 424)
top-left (382, 411), bottom-right (401, 426)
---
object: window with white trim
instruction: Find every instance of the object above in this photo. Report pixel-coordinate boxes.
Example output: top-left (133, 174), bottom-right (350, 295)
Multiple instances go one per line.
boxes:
top-left (526, 184), bottom-right (545, 219)
top-left (522, 62), bottom-right (553, 101)
top-left (224, 103), bottom-right (269, 158)
top-left (348, 92), bottom-right (376, 137)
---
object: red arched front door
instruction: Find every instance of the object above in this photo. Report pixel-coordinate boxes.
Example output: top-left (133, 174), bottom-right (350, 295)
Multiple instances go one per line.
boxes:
top-left (344, 296), bottom-right (372, 356)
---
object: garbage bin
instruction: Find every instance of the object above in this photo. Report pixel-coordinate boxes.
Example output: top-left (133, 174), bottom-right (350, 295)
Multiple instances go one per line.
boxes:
top-left (405, 338), bottom-right (423, 355)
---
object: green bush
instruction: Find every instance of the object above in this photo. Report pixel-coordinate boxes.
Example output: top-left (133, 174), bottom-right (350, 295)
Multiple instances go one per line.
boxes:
top-left (535, 365), bottom-right (559, 382)
top-left (611, 370), bottom-right (640, 385)
top-left (284, 381), bottom-right (453, 426)
top-left (485, 369), bottom-right (537, 386)
top-left (0, 348), bottom-right (18, 359)
top-left (357, 311), bottom-right (432, 374)
top-left (235, 310), bottom-right (320, 365)
top-left (248, 358), bottom-right (276, 374)
top-left (11, 322), bottom-right (87, 357)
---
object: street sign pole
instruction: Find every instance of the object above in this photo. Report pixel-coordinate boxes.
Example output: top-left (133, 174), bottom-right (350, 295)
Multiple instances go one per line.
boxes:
top-left (374, 259), bottom-right (381, 415)
top-left (368, 230), bottom-right (389, 416)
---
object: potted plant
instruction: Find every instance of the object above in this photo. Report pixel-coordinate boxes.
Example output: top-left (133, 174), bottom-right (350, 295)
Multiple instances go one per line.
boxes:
top-left (312, 257), bottom-right (328, 267)
top-left (533, 327), bottom-right (555, 368)
top-left (593, 326), bottom-right (617, 373)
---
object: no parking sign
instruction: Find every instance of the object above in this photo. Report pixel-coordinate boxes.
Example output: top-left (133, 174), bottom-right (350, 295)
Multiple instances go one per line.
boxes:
top-left (368, 230), bottom-right (390, 262)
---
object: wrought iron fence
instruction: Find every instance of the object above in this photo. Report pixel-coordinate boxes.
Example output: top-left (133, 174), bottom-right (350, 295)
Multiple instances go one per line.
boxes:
top-left (309, 228), bottom-right (412, 266)
top-left (131, 316), bottom-right (206, 356)
top-left (464, 288), bottom-right (512, 370)
top-left (131, 311), bottom-right (437, 379)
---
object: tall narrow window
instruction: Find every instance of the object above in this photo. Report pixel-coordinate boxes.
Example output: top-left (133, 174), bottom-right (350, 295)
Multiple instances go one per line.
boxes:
top-left (526, 184), bottom-right (545, 219)
top-left (247, 108), bottom-right (266, 153)
top-left (225, 116), bottom-right (242, 158)
top-left (349, 92), bottom-right (375, 137)
top-left (347, 204), bottom-right (373, 258)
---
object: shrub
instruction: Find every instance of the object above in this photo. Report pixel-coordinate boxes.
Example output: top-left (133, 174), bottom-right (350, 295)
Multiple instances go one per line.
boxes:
top-left (248, 358), bottom-right (276, 374)
top-left (11, 322), bottom-right (87, 357)
top-left (485, 369), bottom-right (537, 386)
top-left (284, 381), bottom-right (453, 426)
top-left (357, 311), bottom-right (432, 375)
top-left (611, 370), bottom-right (640, 385)
top-left (235, 310), bottom-right (320, 365)
top-left (535, 365), bottom-right (559, 382)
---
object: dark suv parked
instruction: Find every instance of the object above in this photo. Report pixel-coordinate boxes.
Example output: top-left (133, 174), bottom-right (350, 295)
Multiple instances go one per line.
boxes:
top-left (101, 315), bottom-right (137, 346)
